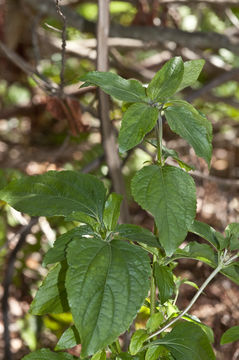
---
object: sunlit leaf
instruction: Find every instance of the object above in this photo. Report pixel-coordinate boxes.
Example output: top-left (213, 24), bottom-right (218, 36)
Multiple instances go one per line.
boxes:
top-left (0, 171), bottom-right (107, 223)
top-left (177, 59), bottom-right (205, 92)
top-left (80, 71), bottom-right (147, 103)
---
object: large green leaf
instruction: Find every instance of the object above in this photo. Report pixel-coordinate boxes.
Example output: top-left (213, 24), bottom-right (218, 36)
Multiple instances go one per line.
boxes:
top-left (43, 225), bottom-right (93, 266)
top-left (80, 71), bottom-right (147, 103)
top-left (30, 262), bottom-right (69, 315)
top-left (147, 57), bottom-right (184, 102)
top-left (55, 326), bottom-right (80, 350)
top-left (66, 237), bottom-right (151, 357)
top-left (177, 59), bottom-right (205, 92)
top-left (189, 220), bottom-right (226, 250)
top-left (220, 325), bottom-right (239, 345)
top-left (115, 224), bottom-right (160, 248)
top-left (154, 264), bottom-right (175, 304)
top-left (164, 100), bottom-right (212, 166)
top-left (118, 103), bottom-right (159, 152)
top-left (151, 322), bottom-right (215, 360)
top-left (103, 193), bottom-right (122, 231)
top-left (131, 165), bottom-right (196, 255)
top-left (22, 349), bottom-right (76, 360)
top-left (0, 171), bottom-right (107, 223)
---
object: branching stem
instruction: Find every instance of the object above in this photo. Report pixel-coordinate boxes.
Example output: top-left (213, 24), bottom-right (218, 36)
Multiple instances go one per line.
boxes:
top-left (147, 250), bottom-right (231, 341)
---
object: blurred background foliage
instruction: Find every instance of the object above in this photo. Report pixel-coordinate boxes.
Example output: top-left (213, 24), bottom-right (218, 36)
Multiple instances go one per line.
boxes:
top-left (0, 0), bottom-right (239, 359)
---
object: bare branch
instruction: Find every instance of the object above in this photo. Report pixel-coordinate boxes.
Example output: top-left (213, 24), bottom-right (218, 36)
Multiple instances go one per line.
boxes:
top-left (186, 68), bottom-right (239, 102)
top-left (0, 40), bottom-right (59, 94)
top-left (97, 0), bottom-right (130, 223)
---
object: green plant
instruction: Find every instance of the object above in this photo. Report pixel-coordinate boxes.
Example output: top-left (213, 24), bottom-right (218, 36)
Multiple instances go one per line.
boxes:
top-left (1, 57), bottom-right (239, 360)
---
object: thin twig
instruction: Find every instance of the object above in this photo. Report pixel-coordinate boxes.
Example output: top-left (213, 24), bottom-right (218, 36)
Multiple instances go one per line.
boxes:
top-left (55, 0), bottom-right (67, 94)
top-left (2, 217), bottom-right (38, 360)
top-left (186, 68), bottom-right (239, 102)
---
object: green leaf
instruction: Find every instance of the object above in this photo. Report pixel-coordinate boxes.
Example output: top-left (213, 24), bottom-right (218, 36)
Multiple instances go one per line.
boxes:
top-left (225, 223), bottom-right (239, 250)
top-left (30, 262), bottom-right (69, 315)
top-left (118, 103), bottom-right (159, 152)
top-left (151, 322), bottom-right (215, 360)
top-left (173, 242), bottom-right (217, 267)
top-left (221, 263), bottom-right (239, 285)
top-left (177, 59), bottom-right (205, 92)
top-left (146, 312), bottom-right (164, 333)
top-left (145, 346), bottom-right (165, 360)
top-left (92, 350), bottom-right (106, 360)
top-left (65, 211), bottom-right (99, 230)
top-left (22, 348), bottom-right (76, 360)
top-left (220, 326), bottom-right (239, 345)
top-left (55, 326), bottom-right (80, 350)
top-left (80, 71), bottom-right (147, 103)
top-left (65, 237), bottom-right (151, 357)
top-left (131, 165), bottom-right (196, 255)
top-left (103, 193), bottom-right (122, 231)
top-left (154, 264), bottom-right (175, 304)
top-left (115, 224), bottom-right (160, 248)
top-left (173, 243), bottom-right (239, 285)
top-left (43, 225), bottom-right (93, 266)
top-left (182, 315), bottom-right (214, 343)
top-left (0, 171), bottom-right (107, 223)
top-left (164, 100), bottom-right (212, 167)
top-left (129, 329), bottom-right (148, 355)
top-left (147, 57), bottom-right (184, 102)
top-left (189, 220), bottom-right (226, 250)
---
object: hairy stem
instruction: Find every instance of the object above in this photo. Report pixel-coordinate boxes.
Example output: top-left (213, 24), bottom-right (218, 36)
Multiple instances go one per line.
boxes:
top-left (156, 114), bottom-right (163, 164)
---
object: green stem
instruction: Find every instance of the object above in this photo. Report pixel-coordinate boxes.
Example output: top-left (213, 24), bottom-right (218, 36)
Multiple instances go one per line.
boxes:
top-left (147, 260), bottom-right (224, 341)
top-left (156, 113), bottom-right (163, 164)
top-left (115, 339), bottom-right (121, 354)
top-left (150, 258), bottom-right (156, 316)
top-left (150, 223), bottom-right (159, 316)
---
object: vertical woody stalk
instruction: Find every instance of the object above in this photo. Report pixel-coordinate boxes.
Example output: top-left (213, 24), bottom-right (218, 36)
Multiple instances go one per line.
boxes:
top-left (97, 0), bottom-right (130, 223)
